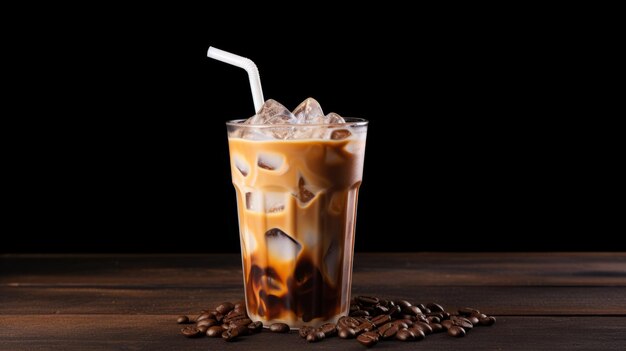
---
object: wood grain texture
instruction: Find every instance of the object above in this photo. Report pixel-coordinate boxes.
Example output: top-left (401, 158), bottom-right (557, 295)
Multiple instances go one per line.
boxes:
top-left (1, 286), bottom-right (626, 316)
top-left (0, 315), bottom-right (624, 351)
top-left (2, 253), bottom-right (626, 287)
top-left (1, 253), bottom-right (625, 350)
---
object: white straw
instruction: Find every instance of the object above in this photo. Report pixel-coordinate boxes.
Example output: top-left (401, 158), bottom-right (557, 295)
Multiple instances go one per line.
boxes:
top-left (207, 46), bottom-right (264, 112)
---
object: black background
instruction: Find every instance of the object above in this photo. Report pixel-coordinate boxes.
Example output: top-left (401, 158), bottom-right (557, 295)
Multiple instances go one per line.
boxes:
top-left (5, 15), bottom-right (622, 253)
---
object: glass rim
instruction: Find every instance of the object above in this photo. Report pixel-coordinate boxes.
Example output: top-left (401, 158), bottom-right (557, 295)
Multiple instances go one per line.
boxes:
top-left (226, 117), bottom-right (368, 128)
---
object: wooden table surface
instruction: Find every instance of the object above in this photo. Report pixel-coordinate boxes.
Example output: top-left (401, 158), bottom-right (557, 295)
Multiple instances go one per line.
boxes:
top-left (1, 253), bottom-right (625, 350)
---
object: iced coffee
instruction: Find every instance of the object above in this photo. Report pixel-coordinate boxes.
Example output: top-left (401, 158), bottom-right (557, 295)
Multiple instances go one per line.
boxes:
top-left (227, 98), bottom-right (367, 328)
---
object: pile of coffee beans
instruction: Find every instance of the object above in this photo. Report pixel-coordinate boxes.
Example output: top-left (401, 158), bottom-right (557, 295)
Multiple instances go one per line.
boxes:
top-left (177, 296), bottom-right (496, 347)
top-left (178, 300), bottom-right (289, 342)
top-left (338, 296), bottom-right (496, 347)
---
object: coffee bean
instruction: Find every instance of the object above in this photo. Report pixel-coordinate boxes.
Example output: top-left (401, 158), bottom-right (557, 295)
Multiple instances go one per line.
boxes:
top-left (318, 323), bottom-right (337, 337)
top-left (299, 325), bottom-right (314, 338)
top-left (222, 325), bottom-right (248, 341)
top-left (216, 302), bottom-right (235, 315)
top-left (480, 316), bottom-right (496, 326)
top-left (371, 314), bottom-right (391, 327)
top-left (197, 325), bottom-right (209, 333)
top-left (401, 314), bottom-right (416, 321)
top-left (426, 302), bottom-right (445, 313)
top-left (451, 316), bottom-right (473, 329)
top-left (196, 313), bottom-right (211, 322)
top-left (356, 296), bottom-right (380, 306)
top-left (427, 316), bottom-right (441, 324)
top-left (402, 305), bottom-right (422, 316)
top-left (414, 321), bottom-right (433, 335)
top-left (467, 316), bottom-right (480, 325)
top-left (269, 323), bottom-right (290, 333)
top-left (431, 323), bottom-right (445, 333)
top-left (232, 325), bottom-right (250, 336)
top-left (354, 320), bottom-right (375, 334)
top-left (395, 328), bottom-right (416, 341)
top-left (234, 300), bottom-right (245, 309)
top-left (181, 326), bottom-right (202, 338)
top-left (448, 325), bottom-right (466, 337)
top-left (357, 331), bottom-right (379, 347)
top-left (442, 311), bottom-right (451, 319)
top-left (376, 323), bottom-right (393, 335)
top-left (473, 312), bottom-right (487, 319)
top-left (350, 304), bottom-right (360, 313)
top-left (338, 316), bottom-right (360, 329)
top-left (381, 324), bottom-right (399, 339)
top-left (374, 305), bottom-right (389, 315)
top-left (221, 329), bottom-right (237, 342)
top-left (388, 304), bottom-right (402, 316)
top-left (232, 307), bottom-right (246, 315)
top-left (176, 315), bottom-right (189, 324)
top-left (411, 328), bottom-right (426, 341)
top-left (355, 317), bottom-right (370, 325)
top-left (391, 320), bottom-right (409, 329)
top-left (197, 319), bottom-right (218, 328)
top-left (416, 304), bottom-right (429, 314)
top-left (224, 316), bottom-right (248, 325)
top-left (362, 306), bottom-right (375, 315)
top-left (441, 320), bottom-right (454, 329)
top-left (459, 307), bottom-right (479, 316)
top-left (206, 325), bottom-right (224, 337)
top-left (338, 327), bottom-right (356, 339)
top-left (400, 318), bottom-right (414, 327)
top-left (229, 318), bottom-right (252, 328)
top-left (350, 310), bottom-right (369, 317)
top-left (306, 331), bottom-right (325, 343)
top-left (396, 300), bottom-right (412, 308)
top-left (248, 321), bottom-right (263, 333)
top-left (223, 311), bottom-right (246, 323)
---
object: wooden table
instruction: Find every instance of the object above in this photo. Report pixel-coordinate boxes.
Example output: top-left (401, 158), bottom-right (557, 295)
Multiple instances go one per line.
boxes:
top-left (1, 253), bottom-right (625, 350)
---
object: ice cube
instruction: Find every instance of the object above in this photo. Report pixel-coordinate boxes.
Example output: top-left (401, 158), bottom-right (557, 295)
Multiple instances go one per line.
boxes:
top-left (288, 126), bottom-right (315, 140)
top-left (328, 191), bottom-right (347, 214)
top-left (323, 240), bottom-right (342, 285)
top-left (246, 191), bottom-right (285, 213)
top-left (265, 228), bottom-right (302, 261)
top-left (293, 98), bottom-right (324, 123)
top-left (257, 153), bottom-right (284, 171)
top-left (263, 191), bottom-right (285, 213)
top-left (246, 99), bottom-right (297, 125)
top-left (343, 140), bottom-right (364, 154)
top-left (330, 129), bottom-right (352, 140)
top-left (295, 177), bottom-right (315, 203)
top-left (244, 100), bottom-right (297, 140)
top-left (241, 128), bottom-right (274, 140)
top-left (325, 112), bottom-right (345, 124)
top-left (267, 205), bottom-right (284, 213)
top-left (246, 192), bottom-right (262, 212)
top-left (325, 147), bottom-right (343, 164)
top-left (233, 155), bottom-right (249, 176)
top-left (290, 111), bottom-right (346, 139)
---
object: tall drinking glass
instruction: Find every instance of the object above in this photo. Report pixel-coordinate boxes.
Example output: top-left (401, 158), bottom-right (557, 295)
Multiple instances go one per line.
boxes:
top-left (226, 119), bottom-right (367, 328)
